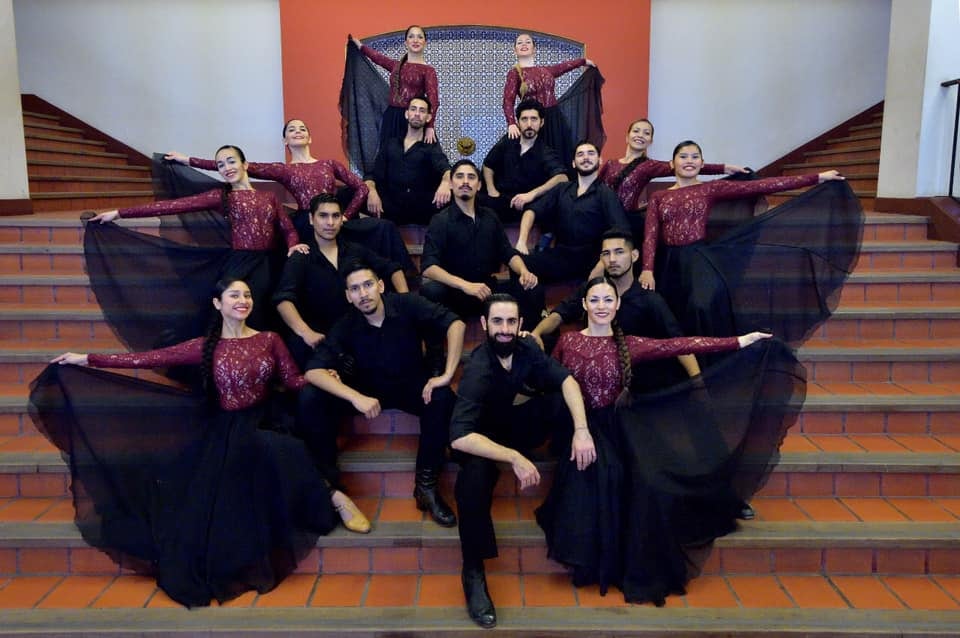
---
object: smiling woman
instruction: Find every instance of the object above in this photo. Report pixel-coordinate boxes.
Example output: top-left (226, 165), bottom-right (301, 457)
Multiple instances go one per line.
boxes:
top-left (82, 144), bottom-right (309, 355)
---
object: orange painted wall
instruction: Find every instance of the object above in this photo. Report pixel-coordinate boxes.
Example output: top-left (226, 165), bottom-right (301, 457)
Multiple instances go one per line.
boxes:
top-left (278, 0), bottom-right (650, 163)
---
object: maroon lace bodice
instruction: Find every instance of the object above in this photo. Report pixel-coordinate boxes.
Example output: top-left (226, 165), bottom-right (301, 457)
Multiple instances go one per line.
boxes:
top-left (88, 332), bottom-right (305, 411)
top-left (642, 174), bottom-right (819, 270)
top-left (553, 331), bottom-right (738, 410)
top-left (119, 189), bottom-right (299, 250)
top-left (598, 158), bottom-right (725, 211)
top-left (191, 158), bottom-right (368, 219)
top-left (503, 59), bottom-right (585, 125)
top-left (361, 45), bottom-right (440, 127)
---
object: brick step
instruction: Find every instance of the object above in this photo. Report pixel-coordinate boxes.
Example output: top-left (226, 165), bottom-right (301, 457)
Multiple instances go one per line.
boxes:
top-left (0, 390), bottom-right (958, 438)
top-left (23, 122), bottom-right (85, 140)
top-left (0, 514), bottom-right (958, 576)
top-left (803, 145), bottom-right (880, 162)
top-left (824, 134), bottom-right (882, 152)
top-left (30, 193), bottom-right (155, 213)
top-left (27, 160), bottom-right (151, 178)
top-left (0, 607), bottom-right (957, 638)
top-left (782, 159), bottom-right (879, 175)
top-left (767, 190), bottom-right (876, 210)
top-left (20, 111), bottom-right (59, 125)
top-left (25, 147), bottom-right (131, 165)
top-left (23, 135), bottom-right (107, 153)
top-left (848, 122), bottom-right (883, 133)
top-left (1, 435), bottom-right (958, 499)
top-left (28, 176), bottom-right (154, 194)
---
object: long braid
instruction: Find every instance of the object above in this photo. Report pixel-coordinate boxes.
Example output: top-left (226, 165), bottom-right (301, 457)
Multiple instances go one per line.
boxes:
top-left (611, 318), bottom-right (632, 403)
top-left (390, 53), bottom-right (407, 105)
top-left (200, 310), bottom-right (223, 401)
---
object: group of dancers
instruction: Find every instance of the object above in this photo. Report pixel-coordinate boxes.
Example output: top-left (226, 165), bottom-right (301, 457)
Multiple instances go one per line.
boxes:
top-left (27, 25), bottom-right (864, 626)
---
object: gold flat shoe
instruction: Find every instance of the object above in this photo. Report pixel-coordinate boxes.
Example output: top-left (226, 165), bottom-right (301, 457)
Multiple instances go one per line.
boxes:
top-left (335, 498), bottom-right (371, 534)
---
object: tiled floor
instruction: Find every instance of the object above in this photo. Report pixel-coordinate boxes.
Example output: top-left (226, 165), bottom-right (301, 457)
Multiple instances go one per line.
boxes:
top-left (1, 572), bottom-right (958, 611)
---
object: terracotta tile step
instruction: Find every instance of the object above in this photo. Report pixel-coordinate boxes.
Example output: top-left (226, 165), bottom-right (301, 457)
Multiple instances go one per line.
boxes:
top-left (25, 148), bottom-right (130, 165)
top-left (21, 111), bottom-right (59, 124)
top-left (23, 122), bottom-right (85, 139)
top-left (27, 160), bottom-right (151, 178)
top-left (23, 134), bottom-right (107, 152)
top-left (0, 517), bottom-right (958, 577)
top-left (28, 176), bottom-right (154, 194)
top-left (803, 145), bottom-right (880, 161)
top-left (0, 606), bottom-right (957, 635)
top-left (782, 162), bottom-right (879, 177)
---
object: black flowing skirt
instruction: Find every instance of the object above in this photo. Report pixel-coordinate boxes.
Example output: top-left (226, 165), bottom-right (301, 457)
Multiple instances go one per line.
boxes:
top-left (84, 222), bottom-right (280, 353)
top-left (655, 181), bottom-right (864, 343)
top-left (28, 364), bottom-right (337, 607)
top-left (535, 405), bottom-right (624, 595)
top-left (617, 338), bottom-right (806, 605)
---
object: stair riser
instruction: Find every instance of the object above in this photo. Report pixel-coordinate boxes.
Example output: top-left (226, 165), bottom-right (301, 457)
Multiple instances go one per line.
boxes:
top-left (768, 195), bottom-right (876, 210)
top-left (23, 124), bottom-right (85, 140)
top-left (0, 253), bottom-right (85, 276)
top-left (0, 285), bottom-right (98, 306)
top-left (28, 163), bottom-right (150, 178)
top-left (28, 179), bottom-right (153, 194)
top-left (849, 248), bottom-right (958, 271)
top-left (783, 164), bottom-right (877, 177)
top-left (31, 196), bottom-right (155, 213)
top-left (838, 280), bottom-right (960, 303)
top-left (21, 115), bottom-right (60, 127)
top-left (807, 360), bottom-right (960, 384)
top-left (26, 150), bottom-right (128, 166)
top-left (24, 139), bottom-right (106, 153)
top-left (0, 320), bottom-right (123, 347)
top-left (1, 544), bottom-right (957, 578)
top-left (803, 149), bottom-right (880, 162)
top-left (825, 138), bottom-right (882, 152)
top-left (808, 316), bottom-right (960, 343)
top-left (861, 222), bottom-right (928, 241)
top-left (1, 465), bottom-right (957, 501)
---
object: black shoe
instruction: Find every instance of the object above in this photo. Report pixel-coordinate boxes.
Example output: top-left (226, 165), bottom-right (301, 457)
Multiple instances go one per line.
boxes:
top-left (462, 564), bottom-right (496, 628)
top-left (414, 468), bottom-right (457, 527)
top-left (738, 503), bottom-right (755, 520)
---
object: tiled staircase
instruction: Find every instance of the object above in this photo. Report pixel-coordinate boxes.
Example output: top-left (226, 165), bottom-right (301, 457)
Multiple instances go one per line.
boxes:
top-left (1, 107), bottom-right (959, 635)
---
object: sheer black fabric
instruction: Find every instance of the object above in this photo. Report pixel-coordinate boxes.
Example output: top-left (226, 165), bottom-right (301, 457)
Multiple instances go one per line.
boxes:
top-left (152, 153), bottom-right (230, 247)
top-left (536, 405), bottom-right (623, 595)
top-left (553, 66), bottom-right (606, 162)
top-left (615, 338), bottom-right (805, 605)
top-left (340, 39), bottom-right (391, 176)
top-left (655, 181), bottom-right (864, 343)
top-left (28, 364), bottom-right (337, 607)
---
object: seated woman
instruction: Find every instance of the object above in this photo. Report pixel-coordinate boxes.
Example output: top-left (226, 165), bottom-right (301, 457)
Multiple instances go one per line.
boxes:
top-left (536, 275), bottom-right (772, 599)
top-left (28, 279), bottom-right (369, 608)
top-left (88, 145), bottom-right (307, 351)
top-left (598, 119), bottom-right (745, 241)
top-left (639, 140), bottom-right (862, 342)
top-left (503, 32), bottom-right (597, 165)
top-left (166, 118), bottom-right (414, 274)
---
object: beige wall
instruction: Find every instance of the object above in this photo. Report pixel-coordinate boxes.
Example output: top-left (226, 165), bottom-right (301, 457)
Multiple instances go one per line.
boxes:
top-left (0, 0), bottom-right (28, 203)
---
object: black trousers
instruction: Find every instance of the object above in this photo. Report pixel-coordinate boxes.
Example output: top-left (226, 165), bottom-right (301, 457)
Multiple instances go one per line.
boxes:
top-left (420, 276), bottom-right (544, 333)
top-left (522, 244), bottom-right (597, 285)
top-left (297, 377), bottom-right (455, 490)
top-left (454, 392), bottom-right (570, 562)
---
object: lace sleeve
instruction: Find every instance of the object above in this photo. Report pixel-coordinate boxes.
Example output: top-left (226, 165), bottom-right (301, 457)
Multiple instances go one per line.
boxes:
top-left (88, 338), bottom-right (204, 369)
top-left (547, 58), bottom-right (586, 77)
top-left (642, 192), bottom-right (662, 271)
top-left (503, 68), bottom-right (520, 126)
top-left (119, 189), bottom-right (221, 219)
top-left (360, 45), bottom-right (396, 72)
top-left (626, 335), bottom-right (739, 362)
top-left (332, 160), bottom-right (368, 220)
top-left (268, 332), bottom-right (306, 391)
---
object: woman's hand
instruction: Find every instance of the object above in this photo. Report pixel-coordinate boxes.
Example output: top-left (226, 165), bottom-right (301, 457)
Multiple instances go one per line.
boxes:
top-left (571, 428), bottom-right (596, 471)
top-left (350, 35), bottom-right (362, 48)
top-left (90, 211), bottom-right (119, 223)
top-left (287, 243), bottom-right (310, 257)
top-left (164, 151), bottom-right (190, 165)
top-left (52, 352), bottom-right (89, 366)
top-left (724, 164), bottom-right (749, 175)
top-left (507, 124), bottom-right (520, 140)
top-left (424, 127), bottom-right (437, 144)
top-left (818, 170), bottom-right (844, 182)
top-left (737, 332), bottom-right (773, 348)
top-left (639, 270), bottom-right (655, 291)
top-left (585, 59), bottom-right (596, 67)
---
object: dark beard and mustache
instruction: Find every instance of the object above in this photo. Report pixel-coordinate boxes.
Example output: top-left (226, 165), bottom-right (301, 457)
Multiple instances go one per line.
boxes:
top-left (576, 163), bottom-right (599, 177)
top-left (487, 333), bottom-right (517, 357)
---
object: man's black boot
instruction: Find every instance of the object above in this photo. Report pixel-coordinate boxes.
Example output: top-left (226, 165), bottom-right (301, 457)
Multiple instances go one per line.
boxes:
top-left (462, 560), bottom-right (496, 628)
top-left (414, 467), bottom-right (456, 527)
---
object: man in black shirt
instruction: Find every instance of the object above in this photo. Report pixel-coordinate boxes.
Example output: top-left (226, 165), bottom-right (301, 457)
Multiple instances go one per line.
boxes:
top-left (481, 99), bottom-right (568, 222)
top-left (516, 140), bottom-right (630, 283)
top-left (301, 262), bottom-right (465, 527)
top-left (365, 97), bottom-right (451, 225)
top-left (531, 228), bottom-right (701, 391)
top-left (421, 159), bottom-right (544, 329)
top-left (273, 193), bottom-right (408, 368)
top-left (449, 294), bottom-right (592, 628)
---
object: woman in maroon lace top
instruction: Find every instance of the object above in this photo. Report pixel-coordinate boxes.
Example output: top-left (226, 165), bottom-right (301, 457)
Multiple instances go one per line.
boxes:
top-left (638, 140), bottom-right (861, 342)
top-left (503, 32), bottom-right (596, 164)
top-left (536, 276), bottom-right (768, 597)
top-left (352, 26), bottom-right (440, 146)
top-left (166, 121), bottom-right (414, 273)
top-left (30, 279), bottom-right (369, 607)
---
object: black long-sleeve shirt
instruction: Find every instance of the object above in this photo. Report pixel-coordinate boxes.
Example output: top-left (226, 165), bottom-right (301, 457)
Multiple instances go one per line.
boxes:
top-left (483, 135), bottom-right (565, 196)
top-left (530, 180), bottom-right (630, 248)
top-left (421, 204), bottom-right (521, 282)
